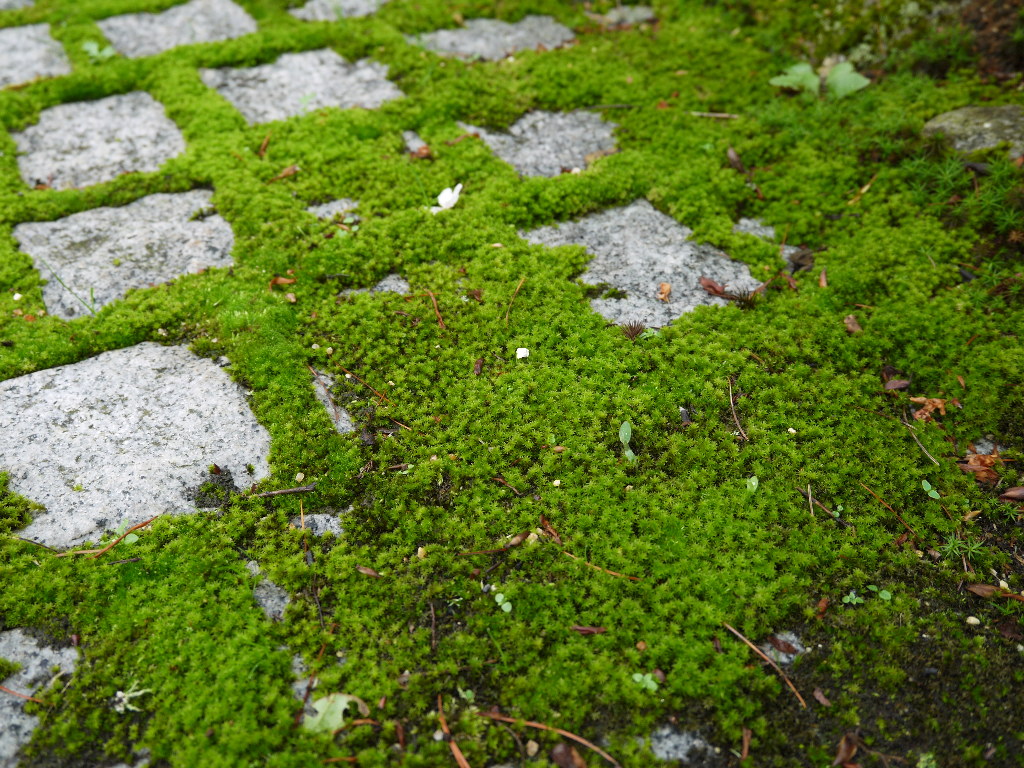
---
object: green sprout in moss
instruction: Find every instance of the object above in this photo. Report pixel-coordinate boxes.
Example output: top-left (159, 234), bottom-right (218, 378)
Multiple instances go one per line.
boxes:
top-left (494, 593), bottom-right (511, 613)
top-left (938, 535), bottom-right (986, 564)
top-left (632, 672), bottom-right (658, 692)
top-left (82, 40), bottom-right (115, 64)
top-left (866, 585), bottom-right (892, 601)
top-left (842, 590), bottom-right (865, 605)
top-left (619, 421), bottom-right (637, 464)
top-left (922, 479), bottom-right (940, 499)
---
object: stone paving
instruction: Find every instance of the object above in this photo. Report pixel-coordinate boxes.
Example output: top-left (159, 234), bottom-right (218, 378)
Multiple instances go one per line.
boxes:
top-left (0, 0), bottom-right (1018, 765)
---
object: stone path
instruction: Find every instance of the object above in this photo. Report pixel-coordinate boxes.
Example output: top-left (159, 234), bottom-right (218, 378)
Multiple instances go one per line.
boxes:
top-left (0, 0), bottom-right (1017, 765)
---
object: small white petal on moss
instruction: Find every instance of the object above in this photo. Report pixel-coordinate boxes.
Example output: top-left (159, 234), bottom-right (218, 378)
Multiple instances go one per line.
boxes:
top-left (516, 348), bottom-right (529, 359)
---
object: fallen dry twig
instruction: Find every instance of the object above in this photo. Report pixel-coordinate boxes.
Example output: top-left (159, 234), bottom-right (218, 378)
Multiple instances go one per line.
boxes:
top-left (478, 710), bottom-right (621, 767)
top-left (722, 622), bottom-right (806, 708)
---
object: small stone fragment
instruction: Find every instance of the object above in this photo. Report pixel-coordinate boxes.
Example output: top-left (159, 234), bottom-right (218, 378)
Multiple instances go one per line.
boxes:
top-left (307, 198), bottom-right (358, 221)
top-left (966, 616), bottom-right (981, 626)
top-left (923, 105), bottom-right (1024, 159)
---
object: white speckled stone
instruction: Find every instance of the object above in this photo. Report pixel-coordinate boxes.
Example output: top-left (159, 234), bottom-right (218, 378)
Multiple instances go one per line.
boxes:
top-left (310, 369), bottom-right (355, 435)
top-left (199, 48), bottom-right (403, 124)
top-left (409, 15), bottom-right (574, 61)
top-left (246, 561), bottom-right (290, 622)
top-left (289, 0), bottom-right (388, 21)
top-left (461, 110), bottom-right (616, 177)
top-left (98, 0), bottom-right (257, 59)
top-left (524, 200), bottom-right (759, 327)
top-left (12, 91), bottom-right (186, 190)
top-left (0, 24), bottom-right (71, 89)
top-left (13, 190), bottom-right (233, 320)
top-left (307, 198), bottom-right (357, 220)
top-left (0, 343), bottom-right (271, 549)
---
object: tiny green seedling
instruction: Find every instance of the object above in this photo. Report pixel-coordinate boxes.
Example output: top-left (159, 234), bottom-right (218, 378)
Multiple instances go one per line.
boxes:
top-left (82, 40), bottom-right (115, 64)
top-left (866, 585), bottom-right (892, 601)
top-left (632, 672), bottom-right (658, 692)
top-left (619, 421), bottom-right (637, 464)
top-left (922, 479), bottom-right (940, 499)
top-left (842, 590), bottom-right (865, 605)
top-left (746, 476), bottom-right (759, 493)
top-left (494, 593), bottom-right (512, 613)
top-left (113, 520), bottom-right (139, 545)
top-left (457, 686), bottom-right (475, 703)
top-left (769, 61), bottom-right (869, 100)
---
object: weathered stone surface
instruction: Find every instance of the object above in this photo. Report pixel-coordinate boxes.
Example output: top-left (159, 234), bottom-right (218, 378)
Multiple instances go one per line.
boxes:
top-left (409, 15), bottom-right (574, 61)
top-left (12, 91), bottom-right (186, 190)
top-left (289, 513), bottom-right (343, 537)
top-left (461, 110), bottom-right (616, 177)
top-left (246, 561), bottom-right (290, 622)
top-left (98, 0), bottom-right (257, 59)
top-left (733, 217), bottom-right (800, 263)
top-left (649, 726), bottom-right (713, 763)
top-left (922, 104), bottom-right (1024, 158)
top-left (289, 0), bottom-right (388, 21)
top-left (759, 630), bottom-right (805, 665)
top-left (601, 5), bottom-right (656, 24)
top-left (0, 629), bottom-right (78, 768)
top-left (0, 343), bottom-right (271, 549)
top-left (310, 369), bottom-right (355, 434)
top-left (343, 274), bottom-right (410, 297)
top-left (523, 200), bottom-right (759, 327)
top-left (13, 190), bottom-right (233, 320)
top-left (0, 24), bottom-right (71, 89)
top-left (307, 198), bottom-right (357, 220)
top-left (200, 48), bottom-right (402, 124)
top-left (0, 0), bottom-right (33, 8)
top-left (403, 130), bottom-right (427, 154)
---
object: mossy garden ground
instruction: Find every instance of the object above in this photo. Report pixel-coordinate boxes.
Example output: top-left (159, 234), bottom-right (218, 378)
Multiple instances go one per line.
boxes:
top-left (2, 0), bottom-right (1024, 765)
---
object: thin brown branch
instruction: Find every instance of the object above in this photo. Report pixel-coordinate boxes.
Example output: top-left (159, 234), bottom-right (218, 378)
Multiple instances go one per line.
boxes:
top-left (438, 695), bottom-right (472, 768)
top-left (562, 551), bottom-right (641, 582)
top-left (722, 622), bottom-right (806, 708)
top-left (55, 516), bottom-right (158, 559)
top-left (859, 482), bottom-right (918, 538)
top-left (336, 364), bottom-right (391, 403)
top-left (12, 536), bottom-right (58, 552)
top-left (492, 476), bottom-right (522, 496)
top-left (423, 291), bottom-right (446, 329)
top-left (504, 277), bottom-right (526, 325)
top-left (429, 600), bottom-right (437, 651)
top-left (900, 415), bottom-right (940, 466)
top-left (0, 684), bottom-right (44, 704)
top-left (794, 487), bottom-right (854, 530)
top-left (252, 483), bottom-right (318, 498)
top-left (728, 377), bottom-right (748, 441)
top-left (688, 110), bottom-right (740, 119)
top-left (478, 710), bottom-right (621, 768)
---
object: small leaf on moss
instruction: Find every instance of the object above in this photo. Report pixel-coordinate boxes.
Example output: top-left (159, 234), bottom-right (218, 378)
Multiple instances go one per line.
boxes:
top-left (769, 63), bottom-right (819, 96)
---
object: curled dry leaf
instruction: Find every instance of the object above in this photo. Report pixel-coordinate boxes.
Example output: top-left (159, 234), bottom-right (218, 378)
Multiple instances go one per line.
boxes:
top-left (550, 743), bottom-right (587, 768)
top-left (909, 397), bottom-right (947, 421)
top-left (267, 164), bottom-right (300, 183)
top-left (819, 268), bottom-right (828, 288)
top-left (958, 451), bottom-right (1002, 484)
top-left (570, 625), bottom-right (607, 635)
top-left (768, 635), bottom-right (799, 655)
top-left (268, 276), bottom-right (297, 291)
top-left (815, 597), bottom-right (830, 619)
top-left (998, 487), bottom-right (1024, 503)
top-left (356, 565), bottom-right (381, 578)
top-left (506, 531), bottom-right (531, 549)
top-left (812, 687), bottom-right (832, 707)
top-left (727, 147), bottom-right (748, 174)
top-left (656, 282), bottom-right (671, 302)
top-left (843, 314), bottom-right (862, 333)
top-left (652, 668), bottom-right (666, 683)
top-left (699, 277), bottom-right (727, 297)
top-left (966, 583), bottom-right (1001, 598)
top-left (832, 732), bottom-right (858, 766)
top-left (883, 379), bottom-right (910, 391)
top-left (473, 357), bottom-right (484, 375)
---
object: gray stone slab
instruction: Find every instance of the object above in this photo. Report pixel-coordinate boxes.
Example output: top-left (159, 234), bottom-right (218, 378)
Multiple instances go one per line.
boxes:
top-left (307, 198), bottom-right (357, 220)
top-left (199, 48), bottom-right (402, 124)
top-left (343, 273), bottom-right (409, 297)
top-left (649, 726), bottom-right (714, 763)
top-left (523, 200), bottom-right (760, 327)
top-left (409, 15), bottom-right (575, 61)
top-left (97, 0), bottom-right (257, 59)
top-left (733, 217), bottom-right (800, 263)
top-left (13, 190), bottom-right (234, 320)
top-left (0, 629), bottom-right (78, 768)
top-left (246, 561), bottom-right (290, 622)
top-left (0, 342), bottom-right (271, 549)
top-left (289, 513), bottom-right (343, 537)
top-left (759, 630), bottom-right (805, 665)
top-left (310, 369), bottom-right (355, 434)
top-left (922, 104), bottom-right (1024, 159)
top-left (0, 0), bottom-right (32, 8)
top-left (0, 24), bottom-right (71, 89)
top-left (461, 110), bottom-right (616, 177)
top-left (289, 0), bottom-right (388, 21)
top-left (12, 91), bottom-right (186, 190)
top-left (602, 5), bottom-right (656, 24)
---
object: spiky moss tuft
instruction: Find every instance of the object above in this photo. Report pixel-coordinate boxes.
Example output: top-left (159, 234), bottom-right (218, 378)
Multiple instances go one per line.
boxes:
top-left (0, 0), bottom-right (1022, 765)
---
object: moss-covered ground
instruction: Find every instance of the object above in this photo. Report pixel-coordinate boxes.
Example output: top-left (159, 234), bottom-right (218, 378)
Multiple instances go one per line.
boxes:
top-left (2, 0), bottom-right (1024, 765)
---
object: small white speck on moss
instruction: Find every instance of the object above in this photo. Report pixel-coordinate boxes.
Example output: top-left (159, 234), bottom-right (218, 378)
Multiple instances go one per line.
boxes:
top-left (516, 348), bottom-right (529, 359)
top-left (966, 616), bottom-right (981, 626)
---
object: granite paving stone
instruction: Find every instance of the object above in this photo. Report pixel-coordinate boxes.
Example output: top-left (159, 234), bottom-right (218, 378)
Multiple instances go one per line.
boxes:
top-left (922, 104), bottom-right (1024, 159)
top-left (524, 199), bottom-right (760, 327)
top-left (97, 0), bottom-right (257, 59)
top-left (13, 190), bottom-right (234, 320)
top-left (199, 48), bottom-right (403, 124)
top-left (307, 198), bottom-right (358, 220)
top-left (461, 110), bottom-right (617, 177)
top-left (409, 14), bottom-right (575, 61)
top-left (0, 23), bottom-right (71, 89)
top-left (12, 91), bottom-right (186, 190)
top-left (0, 0), bottom-right (33, 8)
top-left (289, 0), bottom-right (388, 21)
top-left (0, 342), bottom-right (271, 549)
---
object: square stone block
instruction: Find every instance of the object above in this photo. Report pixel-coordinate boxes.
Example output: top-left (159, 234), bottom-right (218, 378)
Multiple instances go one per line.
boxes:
top-left (98, 0), bottom-right (258, 59)
top-left (13, 190), bottom-right (233, 319)
top-left (0, 24), bottom-right (71, 89)
top-left (199, 48), bottom-right (403, 124)
top-left (12, 91), bottom-right (186, 190)
top-left (290, 0), bottom-right (388, 21)
top-left (409, 15), bottom-right (574, 61)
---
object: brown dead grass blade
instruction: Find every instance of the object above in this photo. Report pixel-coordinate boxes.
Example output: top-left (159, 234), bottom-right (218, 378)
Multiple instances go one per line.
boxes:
top-left (438, 695), bottom-right (472, 768)
top-left (479, 710), bottom-right (621, 767)
top-left (722, 622), bottom-right (806, 708)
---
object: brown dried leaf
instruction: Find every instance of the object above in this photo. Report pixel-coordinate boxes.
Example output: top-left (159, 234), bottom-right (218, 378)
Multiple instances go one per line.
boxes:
top-left (815, 597), bottom-right (830, 619)
top-left (812, 687), bottom-right (832, 707)
top-left (285, 292), bottom-right (297, 303)
top-left (652, 668), bottom-right (666, 683)
top-left (356, 565), bottom-right (381, 578)
top-left (540, 514), bottom-right (563, 544)
top-left (412, 145), bottom-right (433, 159)
top-left (998, 487), bottom-right (1024, 502)
top-left (699, 277), bottom-right (727, 297)
top-left (268, 276), bottom-right (297, 291)
top-left (819, 268), bottom-right (828, 288)
top-left (570, 625), bottom-right (607, 635)
top-left (957, 374), bottom-right (966, 389)
top-left (656, 99), bottom-right (670, 109)
top-left (909, 397), bottom-right (947, 421)
top-left (727, 147), bottom-right (748, 174)
top-left (768, 635), bottom-right (799, 655)
top-left (550, 743), bottom-right (587, 768)
top-left (883, 379), bottom-right (910, 390)
top-left (636, 640), bottom-right (647, 652)
top-left (257, 132), bottom-right (271, 158)
top-left (832, 732), bottom-right (858, 766)
top-left (506, 531), bottom-right (530, 549)
top-left (210, 463), bottom-right (221, 475)
top-left (473, 358), bottom-right (483, 375)
top-left (656, 282), bottom-right (671, 302)
top-left (843, 314), bottom-right (862, 333)
top-left (267, 164), bottom-right (299, 183)
top-left (445, 132), bottom-right (479, 146)
top-left (966, 583), bottom-right (1001, 598)
top-left (997, 619), bottom-right (1024, 641)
